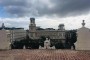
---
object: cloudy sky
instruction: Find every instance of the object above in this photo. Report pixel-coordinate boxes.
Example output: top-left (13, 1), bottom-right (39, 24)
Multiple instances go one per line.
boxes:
top-left (0, 0), bottom-right (90, 30)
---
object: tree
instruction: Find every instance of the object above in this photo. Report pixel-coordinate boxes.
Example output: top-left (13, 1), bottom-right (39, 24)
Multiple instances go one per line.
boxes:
top-left (55, 42), bottom-right (64, 49)
top-left (30, 40), bottom-right (39, 49)
top-left (39, 36), bottom-right (46, 47)
top-left (11, 41), bottom-right (23, 49)
top-left (11, 35), bottom-right (31, 49)
top-left (65, 30), bottom-right (77, 49)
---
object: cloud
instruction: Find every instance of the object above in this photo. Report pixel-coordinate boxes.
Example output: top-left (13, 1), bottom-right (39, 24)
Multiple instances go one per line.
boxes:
top-left (50, 0), bottom-right (90, 17)
top-left (0, 17), bottom-right (30, 29)
top-left (32, 14), bottom-right (90, 30)
top-left (1, 0), bottom-right (90, 30)
top-left (0, 0), bottom-right (90, 17)
top-left (0, 14), bottom-right (90, 30)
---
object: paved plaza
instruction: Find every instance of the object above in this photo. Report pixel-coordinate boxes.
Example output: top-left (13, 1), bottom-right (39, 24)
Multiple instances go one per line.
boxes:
top-left (0, 49), bottom-right (90, 60)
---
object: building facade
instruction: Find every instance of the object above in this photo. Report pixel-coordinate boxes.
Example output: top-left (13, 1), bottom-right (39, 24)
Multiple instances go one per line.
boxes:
top-left (0, 23), bottom-right (26, 49)
top-left (10, 28), bottom-right (26, 42)
top-left (29, 18), bottom-right (66, 44)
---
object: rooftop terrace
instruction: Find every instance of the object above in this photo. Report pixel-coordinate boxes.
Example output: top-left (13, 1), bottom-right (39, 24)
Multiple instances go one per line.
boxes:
top-left (0, 49), bottom-right (90, 60)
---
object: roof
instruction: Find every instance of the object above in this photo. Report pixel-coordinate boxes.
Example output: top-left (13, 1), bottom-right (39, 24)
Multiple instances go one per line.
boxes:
top-left (0, 50), bottom-right (90, 60)
top-left (0, 27), bottom-right (24, 30)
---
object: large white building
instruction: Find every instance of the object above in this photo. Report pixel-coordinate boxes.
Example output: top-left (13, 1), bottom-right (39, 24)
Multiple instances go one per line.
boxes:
top-left (29, 18), bottom-right (66, 44)
top-left (10, 28), bottom-right (26, 42)
top-left (76, 20), bottom-right (90, 50)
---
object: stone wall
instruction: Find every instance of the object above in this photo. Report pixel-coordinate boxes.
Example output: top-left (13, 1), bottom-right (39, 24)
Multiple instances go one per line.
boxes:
top-left (0, 30), bottom-right (10, 49)
top-left (76, 27), bottom-right (90, 50)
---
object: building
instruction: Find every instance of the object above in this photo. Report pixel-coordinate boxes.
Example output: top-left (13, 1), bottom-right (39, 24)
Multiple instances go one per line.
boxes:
top-left (10, 28), bottom-right (26, 42)
top-left (0, 23), bottom-right (26, 49)
top-left (76, 20), bottom-right (90, 50)
top-left (29, 18), bottom-right (66, 45)
top-left (0, 23), bottom-right (26, 42)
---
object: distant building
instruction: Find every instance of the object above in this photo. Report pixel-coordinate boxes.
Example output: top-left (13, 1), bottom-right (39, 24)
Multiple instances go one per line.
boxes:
top-left (0, 23), bottom-right (26, 49)
top-left (76, 20), bottom-right (90, 50)
top-left (10, 28), bottom-right (26, 42)
top-left (29, 18), bottom-right (66, 46)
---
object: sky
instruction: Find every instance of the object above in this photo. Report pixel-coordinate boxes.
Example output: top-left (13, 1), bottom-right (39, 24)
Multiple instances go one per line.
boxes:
top-left (0, 0), bottom-right (90, 30)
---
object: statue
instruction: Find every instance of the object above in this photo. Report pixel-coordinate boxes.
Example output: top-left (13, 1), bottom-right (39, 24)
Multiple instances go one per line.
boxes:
top-left (44, 38), bottom-right (50, 49)
top-left (39, 38), bottom-right (55, 49)
top-left (23, 45), bottom-right (26, 49)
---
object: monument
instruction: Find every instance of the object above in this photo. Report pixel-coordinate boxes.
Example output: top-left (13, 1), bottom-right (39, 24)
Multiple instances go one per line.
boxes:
top-left (76, 20), bottom-right (90, 50)
top-left (39, 38), bottom-right (55, 49)
top-left (44, 38), bottom-right (50, 49)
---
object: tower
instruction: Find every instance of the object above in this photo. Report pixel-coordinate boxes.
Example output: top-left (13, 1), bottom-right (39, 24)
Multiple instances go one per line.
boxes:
top-left (29, 18), bottom-right (36, 39)
top-left (2, 23), bottom-right (5, 30)
top-left (58, 24), bottom-right (65, 30)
